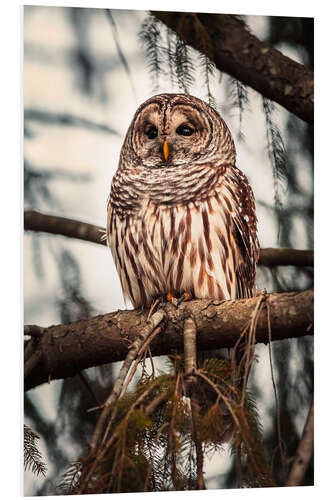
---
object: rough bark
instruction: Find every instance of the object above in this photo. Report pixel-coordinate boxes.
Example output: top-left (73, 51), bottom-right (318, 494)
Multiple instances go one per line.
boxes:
top-left (24, 290), bottom-right (313, 391)
top-left (151, 12), bottom-right (313, 123)
top-left (24, 210), bottom-right (314, 267)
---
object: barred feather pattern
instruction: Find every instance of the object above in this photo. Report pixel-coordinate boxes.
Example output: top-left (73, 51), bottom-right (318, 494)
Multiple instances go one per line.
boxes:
top-left (107, 94), bottom-right (259, 308)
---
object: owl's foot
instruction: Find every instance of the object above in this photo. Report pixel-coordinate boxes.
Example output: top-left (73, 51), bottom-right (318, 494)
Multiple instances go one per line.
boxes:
top-left (166, 292), bottom-right (176, 302)
top-left (177, 292), bottom-right (191, 306)
top-left (166, 292), bottom-right (191, 307)
top-left (147, 292), bottom-right (191, 312)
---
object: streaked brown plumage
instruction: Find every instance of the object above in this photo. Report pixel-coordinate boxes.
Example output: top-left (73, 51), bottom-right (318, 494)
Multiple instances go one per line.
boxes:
top-left (107, 93), bottom-right (259, 308)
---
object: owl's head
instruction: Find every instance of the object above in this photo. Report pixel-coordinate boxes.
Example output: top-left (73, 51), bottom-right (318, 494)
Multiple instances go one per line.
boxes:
top-left (126, 93), bottom-right (236, 168)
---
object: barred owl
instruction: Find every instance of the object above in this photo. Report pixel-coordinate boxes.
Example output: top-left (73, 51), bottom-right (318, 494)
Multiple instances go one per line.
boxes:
top-left (107, 94), bottom-right (259, 308)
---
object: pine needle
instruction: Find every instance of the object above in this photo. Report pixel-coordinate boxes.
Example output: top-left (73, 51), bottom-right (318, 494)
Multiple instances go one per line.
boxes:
top-left (262, 97), bottom-right (287, 241)
top-left (24, 425), bottom-right (47, 477)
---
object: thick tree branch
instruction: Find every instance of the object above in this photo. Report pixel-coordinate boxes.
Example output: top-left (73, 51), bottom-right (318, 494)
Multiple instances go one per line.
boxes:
top-left (24, 210), bottom-right (314, 267)
top-left (151, 12), bottom-right (313, 123)
top-left (24, 290), bottom-right (313, 391)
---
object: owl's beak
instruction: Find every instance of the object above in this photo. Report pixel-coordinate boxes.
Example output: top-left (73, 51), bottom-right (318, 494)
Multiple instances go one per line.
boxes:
top-left (162, 139), bottom-right (169, 162)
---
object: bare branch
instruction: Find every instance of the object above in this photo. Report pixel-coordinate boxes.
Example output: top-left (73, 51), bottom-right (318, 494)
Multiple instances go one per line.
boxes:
top-left (90, 309), bottom-right (166, 451)
top-left (285, 397), bottom-right (314, 487)
top-left (24, 210), bottom-right (313, 267)
top-left (151, 12), bottom-right (313, 123)
top-left (24, 291), bottom-right (313, 391)
top-left (24, 109), bottom-right (119, 135)
top-left (183, 315), bottom-right (197, 376)
top-left (258, 247), bottom-right (313, 267)
top-left (183, 315), bottom-right (206, 490)
top-left (24, 210), bottom-right (105, 246)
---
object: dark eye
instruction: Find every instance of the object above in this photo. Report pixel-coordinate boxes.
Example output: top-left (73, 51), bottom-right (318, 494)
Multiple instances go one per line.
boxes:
top-left (176, 124), bottom-right (195, 136)
top-left (145, 125), bottom-right (158, 139)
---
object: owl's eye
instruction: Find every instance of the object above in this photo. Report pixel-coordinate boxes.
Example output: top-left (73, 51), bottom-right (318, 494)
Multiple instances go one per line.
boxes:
top-left (176, 124), bottom-right (195, 136)
top-left (145, 125), bottom-right (158, 139)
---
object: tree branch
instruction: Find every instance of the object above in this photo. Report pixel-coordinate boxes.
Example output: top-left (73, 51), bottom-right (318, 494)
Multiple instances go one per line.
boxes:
top-left (258, 247), bottom-right (313, 268)
top-left (151, 12), bottom-right (313, 123)
top-left (24, 109), bottom-right (119, 135)
top-left (24, 210), bottom-right (314, 267)
top-left (24, 210), bottom-right (105, 246)
top-left (24, 290), bottom-right (313, 391)
top-left (285, 397), bottom-right (314, 487)
top-left (90, 309), bottom-right (166, 452)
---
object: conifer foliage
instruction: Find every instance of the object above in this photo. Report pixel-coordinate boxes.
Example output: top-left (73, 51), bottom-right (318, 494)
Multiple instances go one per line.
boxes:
top-left (24, 425), bottom-right (47, 477)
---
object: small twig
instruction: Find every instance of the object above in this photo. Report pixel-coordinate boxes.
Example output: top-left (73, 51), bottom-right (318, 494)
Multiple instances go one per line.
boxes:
top-left (119, 325), bottom-right (162, 398)
top-left (143, 390), bottom-right (169, 416)
top-left (79, 377), bottom-right (167, 494)
top-left (235, 444), bottom-right (243, 488)
top-left (147, 345), bottom-right (155, 378)
top-left (285, 397), bottom-right (314, 487)
top-left (90, 329), bottom-right (161, 472)
top-left (169, 373), bottom-right (181, 490)
top-left (197, 369), bottom-right (267, 473)
top-left (183, 315), bottom-right (197, 375)
top-left (183, 314), bottom-right (198, 396)
top-left (90, 309), bottom-right (166, 452)
top-left (105, 9), bottom-right (137, 101)
top-left (196, 371), bottom-right (240, 433)
top-left (240, 294), bottom-right (266, 406)
top-left (143, 463), bottom-right (153, 492)
top-left (78, 372), bottom-right (101, 407)
top-left (147, 297), bottom-right (162, 321)
top-left (267, 299), bottom-right (287, 478)
top-left (183, 315), bottom-right (205, 489)
top-left (190, 397), bottom-right (206, 490)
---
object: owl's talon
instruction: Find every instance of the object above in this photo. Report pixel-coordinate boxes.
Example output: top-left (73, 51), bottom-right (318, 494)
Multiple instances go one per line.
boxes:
top-left (165, 292), bottom-right (191, 306)
top-left (177, 292), bottom-right (191, 306)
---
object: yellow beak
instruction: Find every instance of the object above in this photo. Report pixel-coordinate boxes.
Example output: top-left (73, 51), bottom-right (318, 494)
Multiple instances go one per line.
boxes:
top-left (163, 139), bottom-right (169, 162)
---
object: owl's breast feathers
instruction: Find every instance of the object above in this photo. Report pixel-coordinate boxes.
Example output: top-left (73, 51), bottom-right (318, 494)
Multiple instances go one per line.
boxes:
top-left (107, 160), bottom-right (259, 308)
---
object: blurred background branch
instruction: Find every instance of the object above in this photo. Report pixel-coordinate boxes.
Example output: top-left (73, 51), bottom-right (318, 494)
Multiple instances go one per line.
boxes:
top-left (285, 396), bottom-right (314, 487)
top-left (24, 210), bottom-right (314, 267)
top-left (25, 108), bottom-right (120, 135)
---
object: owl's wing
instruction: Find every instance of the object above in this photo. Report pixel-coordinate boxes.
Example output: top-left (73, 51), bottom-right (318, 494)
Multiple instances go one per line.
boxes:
top-left (232, 217), bottom-right (256, 298)
top-left (106, 195), bottom-right (113, 248)
top-left (228, 168), bottom-right (260, 298)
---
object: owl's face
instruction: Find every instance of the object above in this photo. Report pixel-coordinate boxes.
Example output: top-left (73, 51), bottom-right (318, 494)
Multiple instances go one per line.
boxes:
top-left (127, 93), bottom-right (235, 168)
